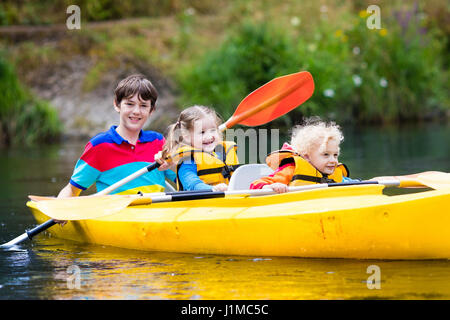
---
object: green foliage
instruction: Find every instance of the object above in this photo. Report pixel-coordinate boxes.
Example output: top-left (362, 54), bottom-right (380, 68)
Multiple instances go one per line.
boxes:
top-left (0, 55), bottom-right (61, 146)
top-left (177, 21), bottom-right (298, 119)
top-left (177, 7), bottom-right (449, 125)
top-left (343, 10), bottom-right (449, 122)
top-left (294, 22), bottom-right (354, 121)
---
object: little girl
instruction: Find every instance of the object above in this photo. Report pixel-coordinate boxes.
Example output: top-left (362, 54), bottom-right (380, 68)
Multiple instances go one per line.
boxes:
top-left (250, 117), bottom-right (358, 193)
top-left (162, 105), bottom-right (240, 191)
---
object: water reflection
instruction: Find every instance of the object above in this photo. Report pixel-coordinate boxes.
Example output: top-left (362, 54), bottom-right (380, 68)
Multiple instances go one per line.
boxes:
top-left (11, 237), bottom-right (447, 300)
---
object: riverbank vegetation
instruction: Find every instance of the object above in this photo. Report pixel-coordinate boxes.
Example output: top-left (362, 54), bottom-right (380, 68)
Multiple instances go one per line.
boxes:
top-left (177, 1), bottom-right (449, 124)
top-left (0, 0), bottom-right (448, 145)
top-left (0, 55), bottom-right (61, 146)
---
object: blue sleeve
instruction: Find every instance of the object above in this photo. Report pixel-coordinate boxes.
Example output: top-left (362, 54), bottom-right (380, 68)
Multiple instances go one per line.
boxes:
top-left (164, 169), bottom-right (177, 183)
top-left (178, 162), bottom-right (213, 191)
top-left (70, 159), bottom-right (101, 190)
top-left (342, 177), bottom-right (361, 183)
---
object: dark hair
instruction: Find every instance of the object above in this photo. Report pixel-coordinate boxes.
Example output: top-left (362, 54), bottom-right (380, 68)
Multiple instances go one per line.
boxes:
top-left (114, 74), bottom-right (158, 110)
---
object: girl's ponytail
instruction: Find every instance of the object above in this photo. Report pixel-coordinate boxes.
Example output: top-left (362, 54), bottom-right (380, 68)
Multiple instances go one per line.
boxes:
top-left (162, 121), bottom-right (185, 160)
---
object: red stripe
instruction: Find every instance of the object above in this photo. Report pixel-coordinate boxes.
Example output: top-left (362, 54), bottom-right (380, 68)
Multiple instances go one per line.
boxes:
top-left (80, 139), bottom-right (164, 172)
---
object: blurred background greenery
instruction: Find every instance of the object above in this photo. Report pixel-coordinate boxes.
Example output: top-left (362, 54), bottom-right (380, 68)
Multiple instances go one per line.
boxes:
top-left (0, 0), bottom-right (448, 146)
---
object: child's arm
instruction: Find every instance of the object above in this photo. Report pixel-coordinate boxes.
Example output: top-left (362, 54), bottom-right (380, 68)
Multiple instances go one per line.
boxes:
top-left (57, 183), bottom-right (82, 198)
top-left (250, 162), bottom-right (295, 189)
top-left (178, 162), bottom-right (214, 191)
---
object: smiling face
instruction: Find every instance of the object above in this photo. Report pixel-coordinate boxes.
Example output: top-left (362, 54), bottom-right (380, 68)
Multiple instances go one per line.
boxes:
top-left (189, 115), bottom-right (221, 153)
top-left (114, 93), bottom-right (153, 137)
top-left (304, 138), bottom-right (340, 175)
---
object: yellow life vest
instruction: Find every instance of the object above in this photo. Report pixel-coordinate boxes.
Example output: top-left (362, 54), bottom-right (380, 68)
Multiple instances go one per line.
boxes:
top-left (175, 141), bottom-right (240, 190)
top-left (266, 149), bottom-right (349, 185)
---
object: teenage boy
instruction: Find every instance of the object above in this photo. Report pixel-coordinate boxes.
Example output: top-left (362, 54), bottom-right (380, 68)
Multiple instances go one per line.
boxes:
top-left (58, 74), bottom-right (175, 198)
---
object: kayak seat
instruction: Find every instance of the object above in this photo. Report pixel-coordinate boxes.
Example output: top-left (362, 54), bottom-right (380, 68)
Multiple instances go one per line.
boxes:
top-left (165, 179), bottom-right (177, 192)
top-left (228, 164), bottom-right (274, 190)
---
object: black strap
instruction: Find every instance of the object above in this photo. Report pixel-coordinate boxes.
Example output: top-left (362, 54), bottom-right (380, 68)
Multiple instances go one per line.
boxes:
top-left (221, 164), bottom-right (241, 180)
top-left (197, 167), bottom-right (226, 176)
top-left (280, 157), bottom-right (295, 167)
top-left (197, 164), bottom-right (242, 179)
top-left (292, 174), bottom-right (336, 184)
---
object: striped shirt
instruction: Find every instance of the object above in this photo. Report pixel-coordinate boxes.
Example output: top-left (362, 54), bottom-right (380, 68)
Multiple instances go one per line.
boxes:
top-left (70, 125), bottom-right (176, 195)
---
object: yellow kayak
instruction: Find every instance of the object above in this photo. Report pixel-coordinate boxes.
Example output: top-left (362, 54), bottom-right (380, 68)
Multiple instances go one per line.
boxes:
top-left (27, 184), bottom-right (450, 260)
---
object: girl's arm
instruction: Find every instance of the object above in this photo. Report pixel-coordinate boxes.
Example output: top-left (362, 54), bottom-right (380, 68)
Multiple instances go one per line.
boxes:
top-left (178, 162), bottom-right (213, 191)
top-left (164, 168), bottom-right (177, 183)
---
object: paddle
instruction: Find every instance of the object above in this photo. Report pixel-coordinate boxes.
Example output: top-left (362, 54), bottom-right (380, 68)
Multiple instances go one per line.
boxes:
top-left (219, 71), bottom-right (314, 130)
top-left (24, 171), bottom-right (450, 221)
top-left (370, 171), bottom-right (450, 190)
top-left (29, 180), bottom-right (394, 221)
top-left (0, 71), bottom-right (315, 248)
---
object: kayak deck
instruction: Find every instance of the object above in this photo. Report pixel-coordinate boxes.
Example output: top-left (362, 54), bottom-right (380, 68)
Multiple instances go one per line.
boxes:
top-left (28, 184), bottom-right (450, 259)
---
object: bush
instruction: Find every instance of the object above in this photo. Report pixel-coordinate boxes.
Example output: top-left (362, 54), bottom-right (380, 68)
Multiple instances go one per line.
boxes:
top-left (0, 55), bottom-right (61, 146)
top-left (177, 21), bottom-right (298, 119)
top-left (344, 9), bottom-right (448, 122)
top-left (177, 7), bottom-right (448, 125)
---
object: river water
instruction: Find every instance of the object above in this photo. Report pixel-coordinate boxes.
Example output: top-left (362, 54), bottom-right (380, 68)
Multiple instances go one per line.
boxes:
top-left (0, 122), bottom-right (449, 300)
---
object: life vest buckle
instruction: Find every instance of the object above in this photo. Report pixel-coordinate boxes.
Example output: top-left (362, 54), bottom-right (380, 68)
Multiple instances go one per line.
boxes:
top-left (221, 166), bottom-right (232, 179)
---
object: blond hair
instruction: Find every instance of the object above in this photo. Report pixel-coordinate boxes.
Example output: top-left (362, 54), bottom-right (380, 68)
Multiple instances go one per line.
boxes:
top-left (162, 105), bottom-right (223, 159)
top-left (290, 117), bottom-right (343, 156)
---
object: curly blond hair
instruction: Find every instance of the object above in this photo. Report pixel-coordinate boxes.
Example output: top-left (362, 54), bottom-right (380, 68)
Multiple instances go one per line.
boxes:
top-left (290, 117), bottom-right (344, 156)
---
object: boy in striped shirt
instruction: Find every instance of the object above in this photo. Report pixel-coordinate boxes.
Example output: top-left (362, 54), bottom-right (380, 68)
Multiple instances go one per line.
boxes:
top-left (58, 74), bottom-right (175, 198)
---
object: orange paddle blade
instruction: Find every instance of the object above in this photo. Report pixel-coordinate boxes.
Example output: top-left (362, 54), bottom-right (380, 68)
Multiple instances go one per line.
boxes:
top-left (224, 71), bottom-right (314, 128)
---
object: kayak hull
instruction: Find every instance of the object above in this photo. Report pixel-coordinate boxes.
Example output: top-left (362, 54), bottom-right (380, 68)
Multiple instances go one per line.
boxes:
top-left (27, 185), bottom-right (450, 260)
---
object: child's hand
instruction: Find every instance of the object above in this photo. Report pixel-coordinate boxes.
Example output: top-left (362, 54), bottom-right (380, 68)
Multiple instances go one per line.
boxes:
top-left (154, 151), bottom-right (172, 171)
top-left (263, 183), bottom-right (288, 193)
top-left (54, 219), bottom-right (68, 227)
top-left (212, 183), bottom-right (228, 192)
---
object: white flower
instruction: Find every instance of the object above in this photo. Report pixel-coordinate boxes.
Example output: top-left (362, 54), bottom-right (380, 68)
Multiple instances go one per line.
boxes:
top-left (379, 77), bottom-right (388, 88)
top-left (291, 16), bottom-right (301, 27)
top-left (320, 5), bottom-right (328, 13)
top-left (185, 7), bottom-right (196, 16)
top-left (307, 43), bottom-right (317, 52)
top-left (352, 75), bottom-right (362, 87)
top-left (352, 46), bottom-right (360, 55)
top-left (323, 89), bottom-right (335, 98)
